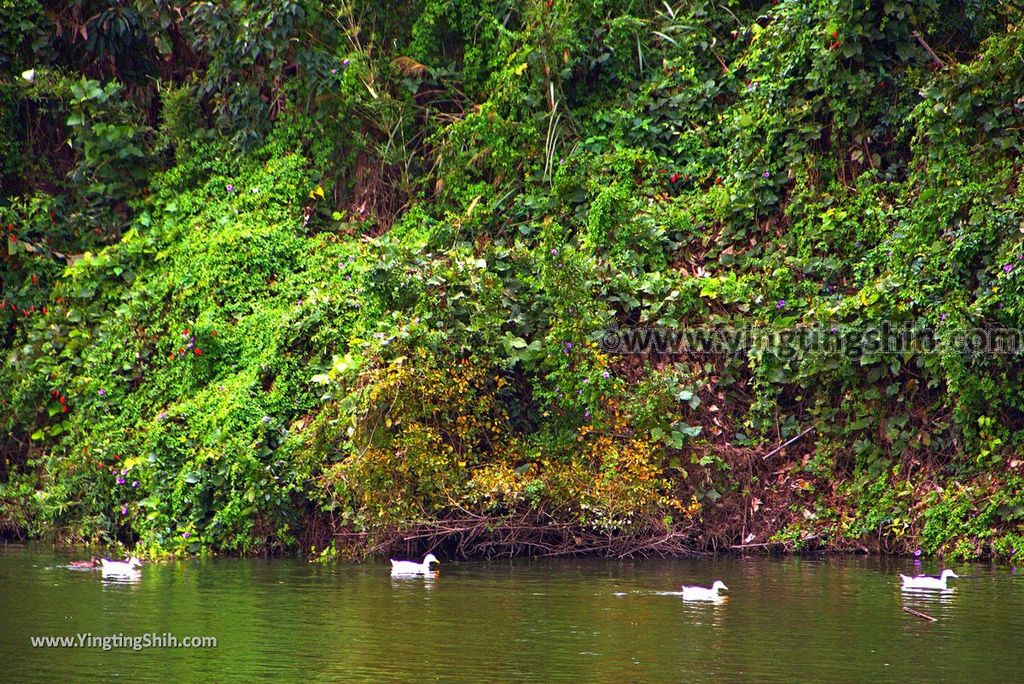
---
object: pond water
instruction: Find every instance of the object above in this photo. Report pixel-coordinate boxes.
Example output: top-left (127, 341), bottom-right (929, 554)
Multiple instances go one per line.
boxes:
top-left (1, 546), bottom-right (1021, 682)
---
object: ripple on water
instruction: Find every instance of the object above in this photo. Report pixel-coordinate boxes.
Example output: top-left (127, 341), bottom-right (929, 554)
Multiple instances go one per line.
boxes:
top-left (1, 550), bottom-right (1022, 682)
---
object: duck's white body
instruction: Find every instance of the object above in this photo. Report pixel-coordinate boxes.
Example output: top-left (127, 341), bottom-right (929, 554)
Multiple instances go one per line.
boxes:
top-left (100, 557), bottom-right (142, 573)
top-left (390, 553), bottom-right (440, 575)
top-left (900, 569), bottom-right (957, 589)
top-left (681, 580), bottom-right (728, 601)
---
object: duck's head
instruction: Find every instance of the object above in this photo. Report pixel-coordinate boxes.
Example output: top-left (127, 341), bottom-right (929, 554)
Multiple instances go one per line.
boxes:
top-left (424, 553), bottom-right (440, 566)
top-left (711, 580), bottom-right (728, 592)
top-left (128, 556), bottom-right (143, 569)
top-left (941, 569), bottom-right (958, 580)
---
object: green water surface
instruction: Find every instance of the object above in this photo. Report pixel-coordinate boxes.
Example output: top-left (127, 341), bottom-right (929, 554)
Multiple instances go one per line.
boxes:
top-left (1, 546), bottom-right (1020, 682)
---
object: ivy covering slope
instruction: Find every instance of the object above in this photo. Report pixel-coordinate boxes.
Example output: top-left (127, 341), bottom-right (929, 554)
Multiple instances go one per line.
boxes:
top-left (2, 0), bottom-right (1024, 560)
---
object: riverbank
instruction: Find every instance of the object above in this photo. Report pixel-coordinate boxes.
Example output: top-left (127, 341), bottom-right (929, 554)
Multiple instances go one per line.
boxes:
top-left (3, 2), bottom-right (1024, 563)
top-left (7, 460), bottom-right (1022, 563)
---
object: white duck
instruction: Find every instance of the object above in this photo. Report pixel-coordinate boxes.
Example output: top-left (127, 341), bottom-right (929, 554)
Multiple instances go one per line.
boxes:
top-left (100, 557), bottom-right (142, 573)
top-left (390, 553), bottom-right (440, 575)
top-left (900, 569), bottom-right (958, 589)
top-left (681, 580), bottom-right (728, 601)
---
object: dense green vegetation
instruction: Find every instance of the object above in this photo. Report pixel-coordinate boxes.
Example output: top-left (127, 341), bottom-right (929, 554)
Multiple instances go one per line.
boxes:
top-left (2, 0), bottom-right (1024, 560)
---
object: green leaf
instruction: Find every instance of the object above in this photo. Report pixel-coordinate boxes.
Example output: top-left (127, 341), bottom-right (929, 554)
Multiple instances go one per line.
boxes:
top-left (679, 424), bottom-right (702, 437)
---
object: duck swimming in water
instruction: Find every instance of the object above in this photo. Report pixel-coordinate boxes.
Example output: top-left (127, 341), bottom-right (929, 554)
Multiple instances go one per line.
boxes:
top-left (900, 569), bottom-right (958, 589)
top-left (390, 553), bottom-right (440, 575)
top-left (69, 557), bottom-right (99, 569)
top-left (100, 557), bottom-right (143, 573)
top-left (681, 580), bottom-right (729, 601)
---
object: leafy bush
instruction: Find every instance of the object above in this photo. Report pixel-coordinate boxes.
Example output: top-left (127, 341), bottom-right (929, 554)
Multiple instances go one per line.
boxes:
top-left (3, 0), bottom-right (1024, 560)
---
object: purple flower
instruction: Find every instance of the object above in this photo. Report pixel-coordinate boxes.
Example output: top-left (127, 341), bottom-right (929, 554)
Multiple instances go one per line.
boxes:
top-left (763, 171), bottom-right (770, 179)
top-left (914, 548), bottom-right (922, 557)
top-left (602, 370), bottom-right (610, 378)
top-left (550, 248), bottom-right (558, 256)
top-left (331, 68), bottom-right (337, 75)
top-left (262, 416), bottom-right (271, 424)
top-left (563, 342), bottom-right (573, 354)
top-left (1004, 263), bottom-right (1013, 273)
top-left (940, 313), bottom-right (947, 322)
top-left (776, 299), bottom-right (786, 310)
top-left (121, 504), bottom-right (128, 515)
top-left (158, 412), bottom-right (167, 420)
top-left (855, 241), bottom-right (862, 247)
top-left (226, 183), bottom-right (235, 193)
top-left (183, 532), bottom-right (190, 539)
top-left (116, 476), bottom-right (125, 485)
top-left (132, 480), bottom-right (139, 488)
top-left (342, 59), bottom-right (350, 67)
top-left (98, 389), bottom-right (106, 397)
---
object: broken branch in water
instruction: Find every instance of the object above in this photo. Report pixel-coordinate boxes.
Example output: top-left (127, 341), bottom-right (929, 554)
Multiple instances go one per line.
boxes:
top-left (902, 606), bottom-right (937, 622)
top-left (341, 510), bottom-right (710, 560)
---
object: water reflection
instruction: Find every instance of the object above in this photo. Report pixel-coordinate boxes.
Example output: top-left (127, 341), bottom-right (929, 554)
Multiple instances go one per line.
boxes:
top-left (684, 594), bottom-right (729, 606)
top-left (899, 585), bottom-right (958, 624)
top-left (2, 549), bottom-right (1023, 682)
top-left (390, 570), bottom-right (439, 590)
top-left (100, 567), bottom-right (143, 585)
top-left (899, 587), bottom-right (956, 599)
top-left (652, 589), bottom-right (730, 605)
